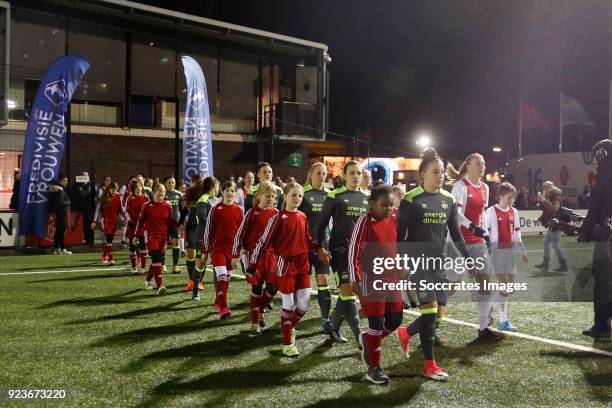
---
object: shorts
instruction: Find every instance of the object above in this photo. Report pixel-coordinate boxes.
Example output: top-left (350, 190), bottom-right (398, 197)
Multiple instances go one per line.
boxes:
top-left (147, 236), bottom-right (167, 253)
top-left (126, 222), bottom-right (137, 240)
top-left (102, 220), bottom-right (118, 236)
top-left (211, 248), bottom-right (233, 271)
top-left (167, 225), bottom-right (179, 240)
top-left (490, 248), bottom-right (517, 275)
top-left (407, 268), bottom-right (448, 307)
top-left (309, 252), bottom-right (331, 275)
top-left (359, 298), bottom-right (404, 317)
top-left (185, 226), bottom-right (202, 256)
top-left (330, 247), bottom-right (349, 273)
top-left (247, 251), bottom-right (277, 286)
top-left (445, 241), bottom-right (490, 282)
top-left (276, 253), bottom-right (310, 294)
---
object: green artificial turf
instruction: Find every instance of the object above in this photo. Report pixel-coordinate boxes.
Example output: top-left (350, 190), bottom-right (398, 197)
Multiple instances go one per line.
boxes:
top-left (0, 236), bottom-right (610, 407)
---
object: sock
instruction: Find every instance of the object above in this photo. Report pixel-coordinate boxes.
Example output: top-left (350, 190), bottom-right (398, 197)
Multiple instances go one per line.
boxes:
top-left (407, 315), bottom-right (422, 337)
top-left (172, 247), bottom-right (180, 266)
top-left (317, 286), bottom-right (332, 320)
top-left (215, 279), bottom-right (228, 310)
top-left (140, 250), bottom-right (148, 269)
top-left (281, 307), bottom-right (293, 345)
top-left (179, 238), bottom-right (185, 253)
top-left (366, 329), bottom-right (383, 369)
top-left (186, 259), bottom-right (196, 280)
top-left (107, 244), bottom-right (114, 261)
top-left (145, 266), bottom-right (153, 281)
top-left (193, 266), bottom-right (204, 296)
top-left (260, 287), bottom-right (274, 310)
top-left (331, 297), bottom-right (345, 331)
top-left (499, 291), bottom-right (509, 322)
top-left (420, 311), bottom-right (437, 361)
top-left (102, 244), bottom-right (108, 259)
top-left (129, 252), bottom-right (137, 268)
top-left (161, 253), bottom-right (166, 268)
top-left (291, 308), bottom-right (306, 328)
top-left (343, 297), bottom-right (361, 341)
top-left (478, 294), bottom-right (491, 330)
top-left (151, 263), bottom-right (163, 288)
top-left (436, 316), bottom-right (443, 329)
top-left (250, 293), bottom-right (261, 324)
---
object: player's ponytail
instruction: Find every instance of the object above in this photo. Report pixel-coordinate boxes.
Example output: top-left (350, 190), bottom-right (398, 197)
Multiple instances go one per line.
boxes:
top-left (447, 153), bottom-right (483, 183)
top-left (100, 182), bottom-right (118, 208)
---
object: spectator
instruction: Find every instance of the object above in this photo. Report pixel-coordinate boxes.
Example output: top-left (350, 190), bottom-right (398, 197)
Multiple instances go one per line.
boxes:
top-left (71, 171), bottom-right (94, 246)
top-left (361, 168), bottom-right (372, 191)
top-left (577, 185), bottom-right (590, 208)
top-left (235, 170), bottom-right (254, 208)
top-left (333, 175), bottom-right (344, 189)
top-left (48, 174), bottom-right (72, 255)
top-left (98, 175), bottom-right (112, 199)
top-left (515, 186), bottom-right (529, 209)
top-left (9, 169), bottom-right (20, 211)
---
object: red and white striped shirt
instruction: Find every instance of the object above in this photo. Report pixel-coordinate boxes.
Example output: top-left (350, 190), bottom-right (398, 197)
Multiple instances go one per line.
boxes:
top-left (348, 209), bottom-right (398, 284)
top-left (203, 202), bottom-right (244, 255)
top-left (451, 178), bottom-right (488, 244)
top-left (232, 207), bottom-right (278, 257)
top-left (248, 209), bottom-right (313, 267)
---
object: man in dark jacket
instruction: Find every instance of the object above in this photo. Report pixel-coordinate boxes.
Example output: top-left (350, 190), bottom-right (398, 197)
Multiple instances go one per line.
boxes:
top-left (49, 174), bottom-right (72, 254)
top-left (71, 171), bottom-right (94, 246)
top-left (579, 139), bottom-right (612, 338)
top-left (9, 169), bottom-right (20, 211)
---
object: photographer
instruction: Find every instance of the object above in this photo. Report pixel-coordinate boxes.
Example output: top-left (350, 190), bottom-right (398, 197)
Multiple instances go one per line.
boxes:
top-left (578, 139), bottom-right (612, 338)
top-left (535, 181), bottom-right (568, 272)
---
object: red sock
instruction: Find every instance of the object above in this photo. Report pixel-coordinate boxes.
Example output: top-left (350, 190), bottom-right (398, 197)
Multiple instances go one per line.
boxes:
top-left (260, 289), bottom-right (273, 310)
top-left (250, 293), bottom-right (261, 324)
top-left (223, 277), bottom-right (230, 308)
top-left (107, 245), bottom-right (114, 261)
top-left (129, 252), bottom-right (137, 268)
top-left (140, 251), bottom-right (148, 269)
top-left (102, 245), bottom-right (108, 259)
top-left (152, 263), bottom-right (163, 288)
top-left (145, 266), bottom-right (153, 281)
top-left (215, 280), bottom-right (228, 310)
top-left (281, 308), bottom-right (293, 344)
top-left (291, 307), bottom-right (306, 328)
top-left (382, 327), bottom-right (393, 338)
top-left (366, 329), bottom-right (383, 369)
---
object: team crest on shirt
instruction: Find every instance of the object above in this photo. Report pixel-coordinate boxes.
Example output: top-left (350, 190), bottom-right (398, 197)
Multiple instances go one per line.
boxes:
top-left (282, 214), bottom-right (288, 219)
top-left (421, 203), bottom-right (428, 208)
top-left (362, 199), bottom-right (368, 205)
top-left (441, 202), bottom-right (448, 209)
top-left (468, 193), bottom-right (474, 198)
top-left (344, 199), bottom-right (349, 203)
top-left (310, 197), bottom-right (314, 201)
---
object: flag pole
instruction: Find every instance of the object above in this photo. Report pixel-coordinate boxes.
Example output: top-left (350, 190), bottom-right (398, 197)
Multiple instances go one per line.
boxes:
top-left (559, 92), bottom-right (563, 153)
top-left (609, 80), bottom-right (611, 141)
top-left (518, 99), bottom-right (522, 159)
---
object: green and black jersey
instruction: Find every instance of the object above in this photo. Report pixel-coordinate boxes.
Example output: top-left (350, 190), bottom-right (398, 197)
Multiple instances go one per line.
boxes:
top-left (397, 185), bottom-right (468, 257)
top-left (164, 189), bottom-right (182, 222)
top-left (299, 184), bottom-right (330, 243)
top-left (185, 194), bottom-right (213, 246)
top-left (316, 186), bottom-right (368, 250)
top-left (143, 186), bottom-right (154, 201)
top-left (244, 183), bottom-right (284, 212)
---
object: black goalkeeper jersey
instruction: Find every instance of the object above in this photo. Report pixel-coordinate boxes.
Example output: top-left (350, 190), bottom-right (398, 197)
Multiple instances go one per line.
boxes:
top-left (315, 186), bottom-right (368, 250)
top-left (397, 185), bottom-right (468, 258)
top-left (299, 184), bottom-right (329, 245)
top-left (165, 189), bottom-right (182, 222)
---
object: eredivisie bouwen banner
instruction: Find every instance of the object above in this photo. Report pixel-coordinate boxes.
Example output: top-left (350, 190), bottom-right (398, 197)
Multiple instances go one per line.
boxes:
top-left (18, 55), bottom-right (91, 238)
top-left (181, 56), bottom-right (213, 183)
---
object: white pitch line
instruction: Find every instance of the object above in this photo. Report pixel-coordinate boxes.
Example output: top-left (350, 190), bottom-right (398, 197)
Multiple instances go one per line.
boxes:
top-left (3, 269), bottom-right (610, 357)
top-left (0, 267), bottom-right (131, 276)
top-left (227, 272), bottom-right (612, 357)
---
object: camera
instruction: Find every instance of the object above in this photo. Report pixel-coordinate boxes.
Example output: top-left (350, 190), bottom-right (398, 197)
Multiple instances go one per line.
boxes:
top-left (550, 207), bottom-right (586, 236)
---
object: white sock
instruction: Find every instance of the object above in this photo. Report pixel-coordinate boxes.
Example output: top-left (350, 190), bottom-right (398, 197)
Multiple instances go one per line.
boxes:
top-left (478, 296), bottom-right (491, 330)
top-left (499, 294), bottom-right (508, 322)
top-left (179, 238), bottom-right (185, 253)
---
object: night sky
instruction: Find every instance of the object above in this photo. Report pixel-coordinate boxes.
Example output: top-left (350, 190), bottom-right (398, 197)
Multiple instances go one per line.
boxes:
top-left (142, 0), bottom-right (610, 159)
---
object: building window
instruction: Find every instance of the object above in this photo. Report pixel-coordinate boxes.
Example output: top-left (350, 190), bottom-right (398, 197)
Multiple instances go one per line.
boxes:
top-left (9, 9), bottom-right (65, 121)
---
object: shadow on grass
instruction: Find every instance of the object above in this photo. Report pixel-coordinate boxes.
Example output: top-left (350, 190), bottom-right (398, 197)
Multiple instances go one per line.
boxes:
top-left (541, 350), bottom-right (612, 403)
top-left (29, 272), bottom-right (130, 284)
